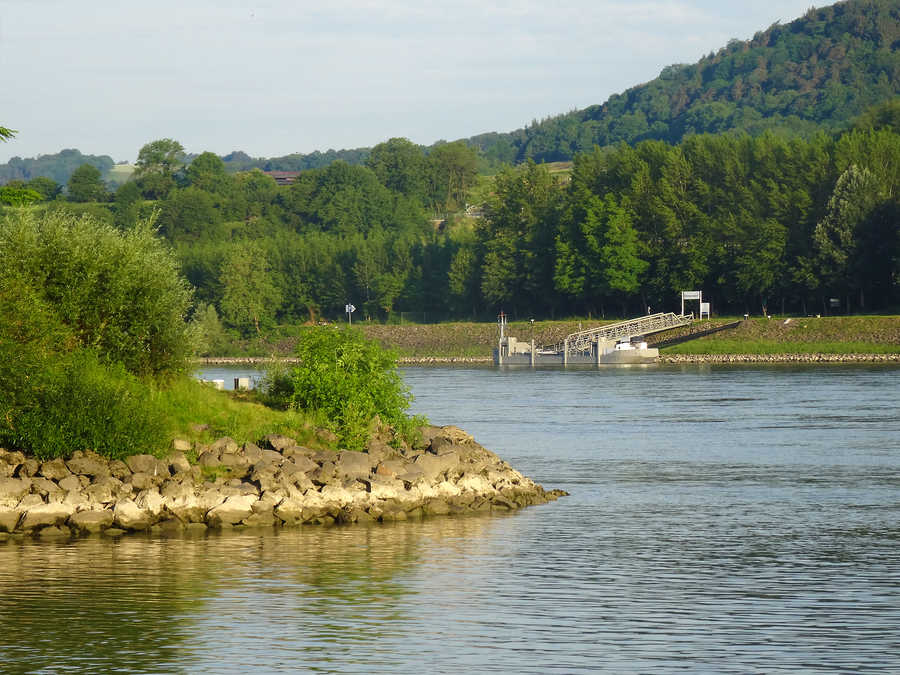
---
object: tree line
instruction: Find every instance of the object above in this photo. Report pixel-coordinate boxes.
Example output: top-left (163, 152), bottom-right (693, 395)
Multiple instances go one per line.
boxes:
top-left (2, 120), bottom-right (897, 340)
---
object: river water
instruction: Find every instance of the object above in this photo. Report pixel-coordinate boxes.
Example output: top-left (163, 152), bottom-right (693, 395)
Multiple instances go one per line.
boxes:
top-left (2, 364), bottom-right (899, 673)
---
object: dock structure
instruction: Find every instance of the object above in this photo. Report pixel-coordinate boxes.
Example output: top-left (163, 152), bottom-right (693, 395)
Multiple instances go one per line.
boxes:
top-left (495, 312), bottom-right (693, 366)
top-left (548, 312), bottom-right (694, 356)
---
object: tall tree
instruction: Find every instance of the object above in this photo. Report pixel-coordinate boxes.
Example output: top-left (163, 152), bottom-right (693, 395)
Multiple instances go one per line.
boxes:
top-left (67, 163), bottom-right (107, 202)
top-left (218, 242), bottom-right (282, 335)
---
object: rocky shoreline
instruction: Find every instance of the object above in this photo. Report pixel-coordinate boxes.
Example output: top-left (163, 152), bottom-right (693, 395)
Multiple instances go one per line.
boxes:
top-left (0, 425), bottom-right (565, 541)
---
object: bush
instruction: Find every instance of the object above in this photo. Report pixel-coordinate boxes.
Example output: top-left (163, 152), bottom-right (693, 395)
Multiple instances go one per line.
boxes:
top-left (0, 210), bottom-right (195, 458)
top-left (277, 326), bottom-right (424, 450)
top-left (1, 350), bottom-right (167, 460)
top-left (0, 209), bottom-right (194, 378)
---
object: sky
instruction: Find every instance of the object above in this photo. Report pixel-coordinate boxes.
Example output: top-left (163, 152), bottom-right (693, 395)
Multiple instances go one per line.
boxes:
top-left (1, 0), bottom-right (823, 164)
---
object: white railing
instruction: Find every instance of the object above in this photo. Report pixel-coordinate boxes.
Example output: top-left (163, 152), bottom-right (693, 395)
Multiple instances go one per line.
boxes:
top-left (548, 313), bottom-right (693, 354)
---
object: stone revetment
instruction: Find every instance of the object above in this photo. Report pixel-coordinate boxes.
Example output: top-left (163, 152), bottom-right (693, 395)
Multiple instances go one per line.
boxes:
top-left (0, 425), bottom-right (566, 540)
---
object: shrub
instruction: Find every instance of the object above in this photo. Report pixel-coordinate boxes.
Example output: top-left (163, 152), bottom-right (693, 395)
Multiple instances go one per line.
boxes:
top-left (0, 209), bottom-right (194, 458)
top-left (279, 326), bottom-right (424, 450)
top-left (1, 350), bottom-right (167, 460)
top-left (0, 209), bottom-right (194, 378)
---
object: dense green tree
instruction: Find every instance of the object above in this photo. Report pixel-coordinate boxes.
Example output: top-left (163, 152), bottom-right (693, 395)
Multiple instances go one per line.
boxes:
top-left (185, 151), bottom-right (232, 193)
top-left (135, 138), bottom-right (185, 177)
top-left (67, 163), bottom-right (107, 202)
top-left (219, 241), bottom-right (282, 335)
top-left (27, 176), bottom-right (60, 200)
top-left (426, 141), bottom-right (479, 214)
top-left (157, 187), bottom-right (224, 242)
top-left (366, 137), bottom-right (427, 201)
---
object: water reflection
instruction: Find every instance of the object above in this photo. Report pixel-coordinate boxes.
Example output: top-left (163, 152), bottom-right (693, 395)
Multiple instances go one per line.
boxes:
top-left (0, 513), bottom-right (515, 674)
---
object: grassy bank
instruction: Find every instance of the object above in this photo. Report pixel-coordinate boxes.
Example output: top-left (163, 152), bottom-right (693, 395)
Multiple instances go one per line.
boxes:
top-left (154, 377), bottom-right (334, 456)
top-left (211, 315), bottom-right (900, 360)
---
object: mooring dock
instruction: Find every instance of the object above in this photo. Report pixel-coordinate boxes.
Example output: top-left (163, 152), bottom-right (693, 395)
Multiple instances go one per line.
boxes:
top-left (494, 312), bottom-right (694, 365)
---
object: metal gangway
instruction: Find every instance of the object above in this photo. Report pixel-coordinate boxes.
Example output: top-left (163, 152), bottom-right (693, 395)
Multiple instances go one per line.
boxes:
top-left (546, 312), bottom-right (693, 356)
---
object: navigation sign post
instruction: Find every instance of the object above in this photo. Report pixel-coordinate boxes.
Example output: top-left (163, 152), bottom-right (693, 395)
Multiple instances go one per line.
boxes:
top-left (681, 290), bottom-right (702, 317)
top-left (345, 303), bottom-right (356, 325)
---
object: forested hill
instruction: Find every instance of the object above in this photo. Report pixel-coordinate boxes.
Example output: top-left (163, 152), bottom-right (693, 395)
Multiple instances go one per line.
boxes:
top-left (0, 149), bottom-right (115, 185)
top-left (468, 0), bottom-right (900, 164)
top-left (2, 0), bottom-right (898, 182)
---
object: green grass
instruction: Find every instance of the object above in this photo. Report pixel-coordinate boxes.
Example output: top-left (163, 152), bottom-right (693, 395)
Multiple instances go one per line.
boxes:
top-left (152, 376), bottom-right (335, 452)
top-left (662, 339), bottom-right (900, 355)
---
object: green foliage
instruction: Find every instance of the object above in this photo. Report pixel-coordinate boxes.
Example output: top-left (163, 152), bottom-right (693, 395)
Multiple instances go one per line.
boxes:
top-left (464, 0), bottom-right (900, 163)
top-left (0, 186), bottom-right (42, 207)
top-left (0, 276), bottom-right (167, 459)
top-left (281, 326), bottom-right (423, 451)
top-left (67, 163), bottom-right (108, 202)
top-left (190, 302), bottom-right (229, 356)
top-left (219, 241), bottom-right (282, 336)
top-left (0, 349), bottom-right (167, 460)
top-left (135, 138), bottom-right (185, 177)
top-left (0, 148), bottom-right (114, 187)
top-left (0, 209), bottom-right (194, 378)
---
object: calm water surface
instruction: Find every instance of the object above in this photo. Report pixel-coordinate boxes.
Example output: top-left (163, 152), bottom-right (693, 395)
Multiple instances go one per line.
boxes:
top-left (2, 365), bottom-right (899, 673)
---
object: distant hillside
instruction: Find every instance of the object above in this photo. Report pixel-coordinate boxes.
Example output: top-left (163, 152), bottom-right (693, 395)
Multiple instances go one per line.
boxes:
top-left (469, 0), bottom-right (900, 163)
top-left (2, 0), bottom-right (897, 186)
top-left (0, 149), bottom-right (115, 186)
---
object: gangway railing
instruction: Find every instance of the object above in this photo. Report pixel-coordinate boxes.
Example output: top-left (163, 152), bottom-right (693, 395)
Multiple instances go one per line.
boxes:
top-left (546, 312), bottom-right (693, 355)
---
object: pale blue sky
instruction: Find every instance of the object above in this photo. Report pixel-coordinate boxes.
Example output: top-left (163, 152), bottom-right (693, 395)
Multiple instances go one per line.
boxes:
top-left (1, 0), bottom-right (822, 163)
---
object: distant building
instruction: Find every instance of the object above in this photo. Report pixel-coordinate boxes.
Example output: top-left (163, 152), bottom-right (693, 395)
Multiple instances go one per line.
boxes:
top-left (263, 170), bottom-right (302, 186)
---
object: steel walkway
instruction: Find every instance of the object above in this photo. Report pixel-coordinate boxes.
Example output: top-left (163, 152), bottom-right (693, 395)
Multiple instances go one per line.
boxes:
top-left (547, 312), bottom-right (693, 355)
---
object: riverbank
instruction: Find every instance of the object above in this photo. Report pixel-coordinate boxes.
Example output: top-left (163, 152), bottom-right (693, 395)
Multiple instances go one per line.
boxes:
top-left (0, 425), bottom-right (565, 540)
top-left (201, 352), bottom-right (899, 366)
top-left (206, 315), bottom-right (900, 361)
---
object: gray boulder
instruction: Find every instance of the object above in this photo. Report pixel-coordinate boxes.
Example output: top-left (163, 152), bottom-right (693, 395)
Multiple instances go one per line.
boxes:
top-left (67, 452), bottom-right (110, 478)
top-left (68, 509), bottom-right (114, 534)
top-left (38, 458), bottom-right (71, 481)
top-left (20, 503), bottom-right (75, 531)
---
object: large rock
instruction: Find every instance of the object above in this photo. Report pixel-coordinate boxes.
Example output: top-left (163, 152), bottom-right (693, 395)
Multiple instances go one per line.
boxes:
top-left (58, 475), bottom-right (83, 493)
top-left (39, 458), bottom-right (71, 481)
top-left (84, 476), bottom-right (125, 505)
top-left (0, 477), bottom-right (32, 506)
top-left (68, 509), bottom-right (114, 534)
top-left (171, 439), bottom-right (192, 453)
top-left (67, 452), bottom-right (110, 478)
top-left (334, 451), bottom-right (372, 480)
top-left (0, 507), bottom-right (20, 533)
top-left (219, 452), bottom-right (253, 479)
top-left (20, 503), bottom-right (75, 531)
top-left (207, 495), bottom-right (256, 527)
top-left (262, 434), bottom-right (295, 451)
top-left (136, 489), bottom-right (166, 518)
top-left (30, 477), bottom-right (65, 503)
top-left (166, 451), bottom-right (191, 474)
top-left (125, 454), bottom-right (166, 477)
top-left (274, 498), bottom-right (305, 525)
top-left (210, 437), bottom-right (239, 455)
top-left (413, 451), bottom-right (459, 481)
top-left (113, 499), bottom-right (152, 530)
top-left (283, 455), bottom-right (318, 474)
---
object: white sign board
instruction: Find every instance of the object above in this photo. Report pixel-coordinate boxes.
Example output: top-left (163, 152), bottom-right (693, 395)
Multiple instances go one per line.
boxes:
top-left (699, 302), bottom-right (710, 319)
top-left (682, 290), bottom-right (701, 300)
